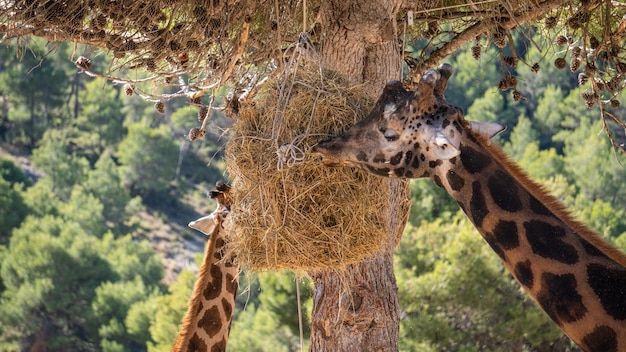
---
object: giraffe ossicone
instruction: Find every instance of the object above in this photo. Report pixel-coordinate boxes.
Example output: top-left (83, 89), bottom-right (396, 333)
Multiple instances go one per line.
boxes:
top-left (312, 63), bottom-right (626, 352)
top-left (172, 182), bottom-right (238, 352)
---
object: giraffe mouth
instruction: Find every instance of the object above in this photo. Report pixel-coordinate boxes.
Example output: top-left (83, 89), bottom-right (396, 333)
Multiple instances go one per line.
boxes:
top-left (316, 156), bottom-right (352, 167)
top-left (311, 141), bottom-right (358, 168)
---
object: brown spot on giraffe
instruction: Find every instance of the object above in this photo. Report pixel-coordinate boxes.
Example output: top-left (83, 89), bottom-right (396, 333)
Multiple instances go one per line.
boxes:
top-left (172, 182), bottom-right (239, 352)
top-left (514, 260), bottom-right (534, 289)
top-left (581, 325), bottom-right (618, 352)
top-left (312, 63), bottom-right (626, 351)
top-left (537, 272), bottom-right (587, 325)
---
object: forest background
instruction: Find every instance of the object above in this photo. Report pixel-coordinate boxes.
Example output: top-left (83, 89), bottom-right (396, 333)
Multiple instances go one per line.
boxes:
top-left (1, 28), bottom-right (626, 352)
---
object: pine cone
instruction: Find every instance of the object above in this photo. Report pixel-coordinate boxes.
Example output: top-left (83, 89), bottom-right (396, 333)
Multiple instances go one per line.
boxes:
top-left (123, 83), bottom-right (134, 96)
top-left (554, 57), bottom-right (567, 70)
top-left (188, 127), bottom-right (207, 141)
top-left (570, 58), bottom-right (581, 72)
top-left (545, 16), bottom-right (558, 29)
top-left (531, 63), bottom-right (540, 73)
top-left (75, 56), bottom-right (92, 70)
top-left (554, 35), bottom-right (568, 46)
top-left (471, 45), bottom-right (481, 60)
top-left (154, 101), bottom-right (165, 114)
top-left (610, 99), bottom-right (620, 108)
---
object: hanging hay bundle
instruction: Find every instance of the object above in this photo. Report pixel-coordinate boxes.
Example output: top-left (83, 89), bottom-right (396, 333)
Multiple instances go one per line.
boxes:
top-left (225, 64), bottom-right (393, 271)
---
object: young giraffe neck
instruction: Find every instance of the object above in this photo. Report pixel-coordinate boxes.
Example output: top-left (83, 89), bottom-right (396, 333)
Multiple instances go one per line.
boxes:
top-left (436, 127), bottom-right (626, 352)
top-left (172, 186), bottom-right (239, 352)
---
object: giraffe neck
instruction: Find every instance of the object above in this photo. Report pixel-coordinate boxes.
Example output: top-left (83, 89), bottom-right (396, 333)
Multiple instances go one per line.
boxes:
top-left (434, 129), bottom-right (626, 352)
top-left (172, 222), bottom-right (239, 352)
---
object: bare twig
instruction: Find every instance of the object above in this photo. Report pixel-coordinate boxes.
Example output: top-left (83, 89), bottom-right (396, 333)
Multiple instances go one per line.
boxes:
top-left (220, 20), bottom-right (250, 86)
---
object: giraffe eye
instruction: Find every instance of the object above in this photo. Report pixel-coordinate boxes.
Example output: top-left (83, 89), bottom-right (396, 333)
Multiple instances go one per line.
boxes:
top-left (381, 128), bottom-right (399, 142)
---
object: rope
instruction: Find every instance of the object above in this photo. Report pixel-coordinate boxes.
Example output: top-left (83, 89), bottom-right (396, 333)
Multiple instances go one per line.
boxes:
top-left (276, 143), bottom-right (305, 171)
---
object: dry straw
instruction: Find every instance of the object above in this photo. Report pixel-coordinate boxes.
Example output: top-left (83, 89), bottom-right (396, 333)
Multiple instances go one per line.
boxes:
top-left (225, 64), bottom-right (392, 271)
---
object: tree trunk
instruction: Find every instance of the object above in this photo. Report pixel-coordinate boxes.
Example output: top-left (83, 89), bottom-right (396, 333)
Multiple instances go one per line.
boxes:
top-left (308, 1), bottom-right (410, 351)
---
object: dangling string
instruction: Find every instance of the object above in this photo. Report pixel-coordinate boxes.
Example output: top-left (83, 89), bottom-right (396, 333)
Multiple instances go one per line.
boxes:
top-left (272, 22), bottom-right (320, 172)
top-left (276, 143), bottom-right (305, 171)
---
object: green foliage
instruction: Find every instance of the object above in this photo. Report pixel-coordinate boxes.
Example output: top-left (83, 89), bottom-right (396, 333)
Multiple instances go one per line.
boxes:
top-left (148, 270), bottom-right (195, 352)
top-left (408, 179), bottom-right (457, 225)
top-left (0, 215), bottom-right (163, 350)
top-left (20, 177), bottom-right (60, 217)
top-left (71, 79), bottom-right (125, 162)
top-left (117, 122), bottom-right (178, 195)
top-left (59, 185), bottom-right (106, 237)
top-left (533, 85), bottom-right (565, 146)
top-left (96, 233), bottom-right (164, 284)
top-left (31, 129), bottom-right (89, 201)
top-left (516, 35), bottom-right (578, 103)
top-left (229, 304), bottom-right (292, 352)
top-left (396, 217), bottom-right (569, 351)
top-left (258, 272), bottom-right (312, 338)
top-left (0, 159), bottom-right (31, 242)
top-left (92, 277), bottom-right (159, 348)
top-left (0, 177), bottom-right (29, 242)
top-left (0, 39), bottom-right (73, 147)
top-left (556, 116), bottom-right (626, 207)
top-left (0, 158), bottom-right (31, 186)
top-left (504, 114), bottom-right (538, 159)
top-left (84, 152), bottom-right (142, 234)
top-left (465, 87), bottom-right (520, 141)
top-left (444, 45), bottom-right (500, 111)
top-left (0, 216), bottom-right (115, 349)
top-left (125, 295), bottom-right (159, 345)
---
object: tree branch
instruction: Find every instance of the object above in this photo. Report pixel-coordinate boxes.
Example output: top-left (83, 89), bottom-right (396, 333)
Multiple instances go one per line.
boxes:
top-left (407, 0), bottom-right (571, 78)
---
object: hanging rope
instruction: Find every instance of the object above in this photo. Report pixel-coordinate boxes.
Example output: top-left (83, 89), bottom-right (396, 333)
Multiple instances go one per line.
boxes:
top-left (276, 142), bottom-right (305, 171)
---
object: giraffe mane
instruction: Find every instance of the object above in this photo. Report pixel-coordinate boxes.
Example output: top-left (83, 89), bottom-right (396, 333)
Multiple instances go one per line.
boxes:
top-left (465, 119), bottom-right (626, 268)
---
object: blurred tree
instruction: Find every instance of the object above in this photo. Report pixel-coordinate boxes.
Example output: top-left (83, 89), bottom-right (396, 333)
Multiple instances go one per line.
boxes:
top-left (0, 39), bottom-right (71, 147)
top-left (117, 122), bottom-right (178, 195)
top-left (258, 272), bottom-right (312, 339)
top-left (84, 152), bottom-right (142, 234)
top-left (95, 233), bottom-right (164, 285)
top-left (533, 84), bottom-right (565, 147)
top-left (408, 179), bottom-right (457, 226)
top-left (444, 45), bottom-right (500, 112)
top-left (0, 216), bottom-right (115, 350)
top-left (556, 116), bottom-right (626, 207)
top-left (0, 216), bottom-right (163, 350)
top-left (59, 185), bottom-right (106, 237)
top-left (148, 270), bottom-right (194, 352)
top-left (71, 79), bottom-right (125, 163)
top-left (396, 217), bottom-right (576, 351)
top-left (503, 114), bottom-right (538, 159)
top-left (465, 87), bottom-right (521, 141)
top-left (20, 178), bottom-right (60, 218)
top-left (31, 129), bottom-right (89, 201)
top-left (91, 277), bottom-right (157, 349)
top-left (0, 158), bottom-right (31, 186)
top-left (516, 35), bottom-right (578, 109)
top-left (125, 294), bottom-right (160, 347)
top-left (228, 303), bottom-right (290, 352)
top-left (504, 115), bottom-right (564, 181)
top-left (0, 160), bottom-right (29, 243)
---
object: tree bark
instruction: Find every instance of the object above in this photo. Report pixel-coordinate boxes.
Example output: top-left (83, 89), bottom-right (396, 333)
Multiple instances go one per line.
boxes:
top-left (308, 1), bottom-right (410, 351)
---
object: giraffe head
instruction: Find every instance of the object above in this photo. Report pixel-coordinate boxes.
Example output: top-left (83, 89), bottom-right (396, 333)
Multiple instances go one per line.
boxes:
top-left (312, 64), bottom-right (505, 179)
top-left (188, 182), bottom-right (232, 236)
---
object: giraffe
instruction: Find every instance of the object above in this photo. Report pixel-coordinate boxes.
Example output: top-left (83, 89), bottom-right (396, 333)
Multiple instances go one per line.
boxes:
top-left (312, 64), bottom-right (626, 352)
top-left (172, 182), bottom-right (239, 352)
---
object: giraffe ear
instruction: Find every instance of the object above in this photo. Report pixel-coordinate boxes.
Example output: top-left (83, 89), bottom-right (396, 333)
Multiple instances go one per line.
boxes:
top-left (188, 214), bottom-right (217, 236)
top-left (433, 131), bottom-right (460, 160)
top-left (469, 121), bottom-right (506, 141)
